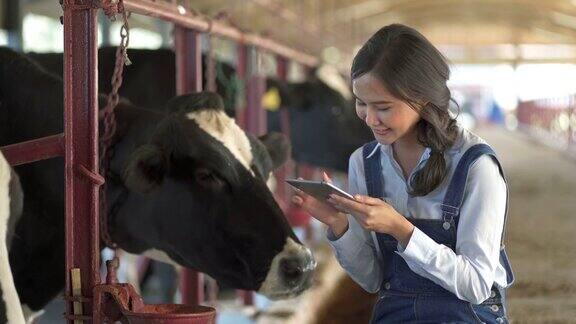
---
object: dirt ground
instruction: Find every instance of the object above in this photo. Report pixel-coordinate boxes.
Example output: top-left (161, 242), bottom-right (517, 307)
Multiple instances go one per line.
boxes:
top-left (478, 127), bottom-right (576, 323)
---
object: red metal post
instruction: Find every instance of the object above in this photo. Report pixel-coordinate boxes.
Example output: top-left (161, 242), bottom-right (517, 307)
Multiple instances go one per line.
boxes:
top-left (235, 43), bottom-right (254, 306)
top-left (174, 26), bottom-right (204, 306)
top-left (274, 55), bottom-right (291, 212)
top-left (245, 47), bottom-right (267, 136)
top-left (236, 44), bottom-right (248, 128)
top-left (240, 48), bottom-right (266, 308)
top-left (236, 46), bottom-right (267, 130)
top-left (236, 45), bottom-right (269, 307)
top-left (62, 0), bottom-right (100, 322)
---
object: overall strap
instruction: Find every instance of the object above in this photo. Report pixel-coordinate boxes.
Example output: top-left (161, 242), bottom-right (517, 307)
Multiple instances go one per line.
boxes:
top-left (441, 143), bottom-right (510, 247)
top-left (362, 141), bottom-right (383, 198)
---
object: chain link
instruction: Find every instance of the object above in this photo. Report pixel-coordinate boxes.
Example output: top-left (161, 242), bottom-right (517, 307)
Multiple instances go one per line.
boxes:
top-left (100, 0), bottom-right (131, 249)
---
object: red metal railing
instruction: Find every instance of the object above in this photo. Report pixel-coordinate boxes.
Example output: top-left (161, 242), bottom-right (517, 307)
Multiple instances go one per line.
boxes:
top-left (174, 27), bottom-right (205, 306)
top-left (1, 134), bottom-right (64, 166)
top-left (62, 2), bottom-right (101, 321)
top-left (0, 0), bottom-right (321, 321)
top-left (516, 95), bottom-right (576, 156)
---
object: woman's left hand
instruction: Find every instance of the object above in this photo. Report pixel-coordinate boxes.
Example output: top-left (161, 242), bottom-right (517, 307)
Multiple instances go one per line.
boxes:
top-left (327, 194), bottom-right (415, 247)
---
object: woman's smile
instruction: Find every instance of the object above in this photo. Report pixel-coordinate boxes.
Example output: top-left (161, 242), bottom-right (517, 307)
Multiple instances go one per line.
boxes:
top-left (372, 127), bottom-right (391, 136)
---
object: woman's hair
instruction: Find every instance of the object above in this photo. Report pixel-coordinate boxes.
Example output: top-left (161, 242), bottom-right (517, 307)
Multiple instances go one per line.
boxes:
top-left (351, 24), bottom-right (460, 197)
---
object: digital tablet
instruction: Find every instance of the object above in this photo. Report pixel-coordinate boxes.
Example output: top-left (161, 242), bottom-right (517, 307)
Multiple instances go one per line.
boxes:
top-left (286, 179), bottom-right (355, 201)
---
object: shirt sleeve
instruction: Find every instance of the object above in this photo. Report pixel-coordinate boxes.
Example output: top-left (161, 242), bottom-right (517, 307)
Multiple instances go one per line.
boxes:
top-left (326, 148), bottom-right (383, 293)
top-left (396, 155), bottom-right (507, 304)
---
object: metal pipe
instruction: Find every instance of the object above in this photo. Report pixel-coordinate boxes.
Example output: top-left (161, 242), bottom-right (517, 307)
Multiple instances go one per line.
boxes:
top-left (174, 27), bottom-right (205, 306)
top-left (0, 134), bottom-right (64, 166)
top-left (62, 1), bottom-right (100, 322)
top-left (235, 44), bottom-right (248, 128)
top-left (245, 47), bottom-right (267, 136)
top-left (122, 0), bottom-right (318, 67)
top-left (274, 55), bottom-right (291, 212)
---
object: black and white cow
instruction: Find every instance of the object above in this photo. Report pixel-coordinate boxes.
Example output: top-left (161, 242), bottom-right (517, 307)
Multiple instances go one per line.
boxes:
top-left (28, 48), bottom-right (374, 173)
top-left (0, 47), bottom-right (315, 322)
top-left (266, 71), bottom-right (373, 172)
top-left (0, 152), bottom-right (25, 323)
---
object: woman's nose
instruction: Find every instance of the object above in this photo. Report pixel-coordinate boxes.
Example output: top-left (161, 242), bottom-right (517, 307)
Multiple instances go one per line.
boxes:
top-left (365, 106), bottom-right (380, 127)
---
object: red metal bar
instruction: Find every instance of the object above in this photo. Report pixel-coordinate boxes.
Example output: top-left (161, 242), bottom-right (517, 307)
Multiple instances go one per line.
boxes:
top-left (0, 134), bottom-right (64, 166)
top-left (174, 26), bottom-right (204, 306)
top-left (123, 0), bottom-right (317, 67)
top-left (236, 46), bottom-right (269, 307)
top-left (274, 56), bottom-right (291, 212)
top-left (245, 47), bottom-right (267, 136)
top-left (235, 44), bottom-right (248, 128)
top-left (235, 43), bottom-right (253, 306)
top-left (63, 1), bottom-right (100, 322)
top-left (174, 27), bottom-right (203, 94)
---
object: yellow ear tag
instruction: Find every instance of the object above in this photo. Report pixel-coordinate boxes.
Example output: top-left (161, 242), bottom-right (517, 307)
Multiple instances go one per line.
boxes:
top-left (262, 87), bottom-right (281, 112)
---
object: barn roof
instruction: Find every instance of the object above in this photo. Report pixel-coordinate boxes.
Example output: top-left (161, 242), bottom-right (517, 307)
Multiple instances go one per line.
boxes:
top-left (17, 0), bottom-right (576, 66)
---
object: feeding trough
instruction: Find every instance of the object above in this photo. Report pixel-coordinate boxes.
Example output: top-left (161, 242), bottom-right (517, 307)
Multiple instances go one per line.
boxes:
top-left (93, 258), bottom-right (216, 324)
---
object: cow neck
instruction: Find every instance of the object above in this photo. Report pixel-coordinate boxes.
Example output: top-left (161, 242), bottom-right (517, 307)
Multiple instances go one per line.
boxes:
top-left (99, 105), bottom-right (166, 250)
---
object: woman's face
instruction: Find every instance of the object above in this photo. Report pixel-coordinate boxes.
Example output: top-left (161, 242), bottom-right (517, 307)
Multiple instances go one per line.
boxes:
top-left (352, 72), bottom-right (421, 145)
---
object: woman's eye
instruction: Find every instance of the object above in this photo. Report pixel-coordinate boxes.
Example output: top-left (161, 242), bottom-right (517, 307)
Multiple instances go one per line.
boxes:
top-left (377, 107), bottom-right (390, 111)
top-left (356, 100), bottom-right (366, 106)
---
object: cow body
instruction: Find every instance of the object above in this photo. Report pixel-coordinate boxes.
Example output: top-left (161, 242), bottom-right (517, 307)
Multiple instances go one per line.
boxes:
top-left (0, 47), bottom-right (314, 321)
top-left (0, 152), bottom-right (24, 324)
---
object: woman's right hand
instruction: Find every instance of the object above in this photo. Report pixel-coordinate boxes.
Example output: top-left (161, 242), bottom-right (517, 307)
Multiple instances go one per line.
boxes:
top-left (291, 172), bottom-right (349, 236)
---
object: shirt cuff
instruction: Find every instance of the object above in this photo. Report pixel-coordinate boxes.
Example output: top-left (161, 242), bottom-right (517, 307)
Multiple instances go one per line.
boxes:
top-left (325, 223), bottom-right (363, 252)
top-left (395, 226), bottom-right (439, 266)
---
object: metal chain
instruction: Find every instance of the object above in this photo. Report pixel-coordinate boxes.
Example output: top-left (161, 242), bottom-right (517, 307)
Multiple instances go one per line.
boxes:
top-left (100, 0), bottom-right (131, 249)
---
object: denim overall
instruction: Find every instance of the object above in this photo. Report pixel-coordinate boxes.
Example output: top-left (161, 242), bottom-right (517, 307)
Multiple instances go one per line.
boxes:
top-left (363, 141), bottom-right (515, 324)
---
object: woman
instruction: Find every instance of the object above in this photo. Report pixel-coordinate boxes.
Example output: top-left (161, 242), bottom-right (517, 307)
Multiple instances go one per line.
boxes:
top-left (292, 24), bottom-right (514, 323)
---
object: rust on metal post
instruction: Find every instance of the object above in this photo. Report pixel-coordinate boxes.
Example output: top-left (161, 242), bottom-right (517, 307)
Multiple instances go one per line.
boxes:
top-left (62, 0), bottom-right (100, 322)
top-left (0, 134), bottom-right (64, 166)
top-left (174, 26), bottom-right (204, 305)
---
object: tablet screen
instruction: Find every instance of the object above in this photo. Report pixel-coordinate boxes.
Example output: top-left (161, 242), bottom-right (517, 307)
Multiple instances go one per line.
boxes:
top-left (286, 179), bottom-right (355, 201)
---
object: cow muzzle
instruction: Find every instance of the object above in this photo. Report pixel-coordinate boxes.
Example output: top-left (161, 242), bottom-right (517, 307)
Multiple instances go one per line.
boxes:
top-left (257, 238), bottom-right (316, 300)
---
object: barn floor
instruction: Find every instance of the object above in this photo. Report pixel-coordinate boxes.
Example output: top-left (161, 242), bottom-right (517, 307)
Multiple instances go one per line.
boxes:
top-left (34, 126), bottom-right (576, 323)
top-left (478, 127), bottom-right (576, 323)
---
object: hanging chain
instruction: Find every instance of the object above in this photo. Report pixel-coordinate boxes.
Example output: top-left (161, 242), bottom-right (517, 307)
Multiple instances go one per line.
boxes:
top-left (100, 0), bottom-right (131, 249)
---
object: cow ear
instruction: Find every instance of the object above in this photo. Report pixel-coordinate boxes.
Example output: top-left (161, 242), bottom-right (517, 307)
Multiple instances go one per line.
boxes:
top-left (258, 132), bottom-right (291, 170)
top-left (123, 144), bottom-right (169, 194)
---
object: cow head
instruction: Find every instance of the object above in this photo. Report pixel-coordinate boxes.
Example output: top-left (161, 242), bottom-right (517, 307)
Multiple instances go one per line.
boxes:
top-left (266, 74), bottom-right (373, 172)
top-left (115, 92), bottom-right (314, 299)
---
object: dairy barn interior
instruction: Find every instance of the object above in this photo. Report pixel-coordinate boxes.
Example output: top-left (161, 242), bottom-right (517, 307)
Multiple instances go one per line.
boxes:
top-left (1, 0), bottom-right (575, 323)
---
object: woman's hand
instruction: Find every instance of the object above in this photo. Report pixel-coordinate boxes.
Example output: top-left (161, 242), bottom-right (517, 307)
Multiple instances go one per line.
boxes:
top-left (327, 194), bottom-right (415, 248)
top-left (291, 172), bottom-right (349, 236)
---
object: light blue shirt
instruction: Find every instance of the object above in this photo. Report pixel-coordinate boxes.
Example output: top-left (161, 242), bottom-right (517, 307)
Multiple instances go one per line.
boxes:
top-left (328, 126), bottom-right (509, 304)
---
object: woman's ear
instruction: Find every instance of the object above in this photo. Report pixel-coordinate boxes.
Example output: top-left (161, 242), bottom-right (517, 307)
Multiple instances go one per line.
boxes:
top-left (123, 144), bottom-right (169, 194)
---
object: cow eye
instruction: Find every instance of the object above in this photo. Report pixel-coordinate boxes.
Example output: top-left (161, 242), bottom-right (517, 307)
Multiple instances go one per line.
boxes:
top-left (195, 168), bottom-right (217, 182)
top-left (194, 167), bottom-right (228, 191)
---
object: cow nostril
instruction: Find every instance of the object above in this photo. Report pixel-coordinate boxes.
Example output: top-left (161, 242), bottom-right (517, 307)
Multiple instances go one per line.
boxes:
top-left (279, 257), bottom-right (303, 282)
